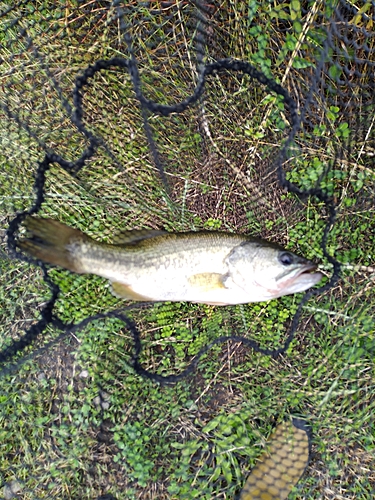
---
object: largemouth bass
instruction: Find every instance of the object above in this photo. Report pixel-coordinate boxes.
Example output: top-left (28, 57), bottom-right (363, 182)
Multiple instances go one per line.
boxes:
top-left (18, 216), bottom-right (322, 306)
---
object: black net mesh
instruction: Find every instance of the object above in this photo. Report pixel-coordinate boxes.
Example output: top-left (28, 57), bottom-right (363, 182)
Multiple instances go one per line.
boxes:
top-left (1, 1), bottom-right (374, 499)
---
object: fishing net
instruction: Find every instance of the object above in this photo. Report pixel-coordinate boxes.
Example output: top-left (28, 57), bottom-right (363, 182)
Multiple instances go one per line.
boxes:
top-left (1, 1), bottom-right (374, 498)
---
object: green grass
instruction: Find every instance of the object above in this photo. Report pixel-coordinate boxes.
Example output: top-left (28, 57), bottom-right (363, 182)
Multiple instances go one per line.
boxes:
top-left (1, 1), bottom-right (375, 499)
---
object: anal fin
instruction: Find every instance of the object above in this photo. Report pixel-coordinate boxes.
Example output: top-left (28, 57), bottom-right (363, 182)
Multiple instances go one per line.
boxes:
top-left (111, 282), bottom-right (153, 301)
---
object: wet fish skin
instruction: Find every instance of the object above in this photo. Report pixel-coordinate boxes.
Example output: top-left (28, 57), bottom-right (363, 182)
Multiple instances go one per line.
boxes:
top-left (18, 216), bottom-right (322, 305)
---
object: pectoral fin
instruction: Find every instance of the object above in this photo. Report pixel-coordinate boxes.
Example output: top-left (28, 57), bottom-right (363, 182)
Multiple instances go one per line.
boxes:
top-left (188, 273), bottom-right (227, 293)
top-left (111, 282), bottom-right (152, 301)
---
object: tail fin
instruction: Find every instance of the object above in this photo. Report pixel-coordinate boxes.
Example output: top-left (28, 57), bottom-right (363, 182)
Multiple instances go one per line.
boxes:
top-left (18, 216), bottom-right (89, 273)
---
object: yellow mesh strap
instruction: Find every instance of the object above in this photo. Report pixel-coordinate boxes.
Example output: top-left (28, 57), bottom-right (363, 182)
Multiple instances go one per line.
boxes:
top-left (240, 419), bottom-right (310, 500)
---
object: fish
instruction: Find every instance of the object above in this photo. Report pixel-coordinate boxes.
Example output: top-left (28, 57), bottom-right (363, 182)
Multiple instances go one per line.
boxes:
top-left (17, 216), bottom-right (322, 306)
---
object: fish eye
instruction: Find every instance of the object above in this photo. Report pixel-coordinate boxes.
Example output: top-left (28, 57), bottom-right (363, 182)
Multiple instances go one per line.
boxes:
top-left (278, 251), bottom-right (294, 266)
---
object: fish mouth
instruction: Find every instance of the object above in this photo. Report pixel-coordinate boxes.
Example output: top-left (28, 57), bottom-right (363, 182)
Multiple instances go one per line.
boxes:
top-left (277, 262), bottom-right (323, 288)
top-left (277, 262), bottom-right (316, 280)
top-left (298, 262), bottom-right (318, 276)
top-left (289, 262), bottom-right (323, 287)
top-left (296, 262), bottom-right (322, 278)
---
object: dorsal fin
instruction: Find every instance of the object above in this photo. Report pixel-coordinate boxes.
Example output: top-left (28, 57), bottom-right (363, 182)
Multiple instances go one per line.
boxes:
top-left (112, 229), bottom-right (167, 245)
